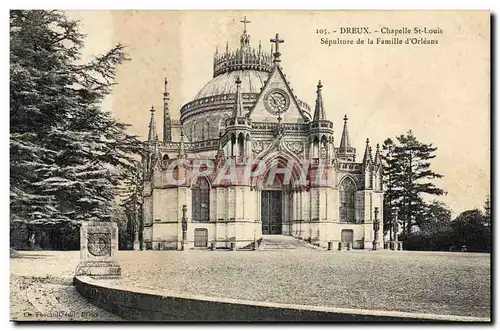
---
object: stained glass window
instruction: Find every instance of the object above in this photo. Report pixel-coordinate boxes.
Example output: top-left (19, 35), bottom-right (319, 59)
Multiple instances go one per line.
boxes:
top-left (192, 176), bottom-right (210, 222)
top-left (339, 178), bottom-right (356, 223)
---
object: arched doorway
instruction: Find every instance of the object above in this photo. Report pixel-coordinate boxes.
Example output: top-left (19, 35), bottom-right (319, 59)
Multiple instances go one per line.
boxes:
top-left (261, 189), bottom-right (283, 235)
top-left (257, 154), bottom-right (303, 235)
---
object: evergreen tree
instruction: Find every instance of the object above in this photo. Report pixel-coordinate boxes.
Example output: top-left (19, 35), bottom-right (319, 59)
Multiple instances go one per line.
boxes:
top-left (119, 163), bottom-right (144, 249)
top-left (451, 209), bottom-right (489, 251)
top-left (381, 131), bottom-right (445, 235)
top-left (419, 200), bottom-right (452, 233)
top-left (10, 10), bottom-right (143, 229)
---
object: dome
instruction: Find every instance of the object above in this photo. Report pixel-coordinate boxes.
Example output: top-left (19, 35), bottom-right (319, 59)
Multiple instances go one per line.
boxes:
top-left (194, 70), bottom-right (269, 100)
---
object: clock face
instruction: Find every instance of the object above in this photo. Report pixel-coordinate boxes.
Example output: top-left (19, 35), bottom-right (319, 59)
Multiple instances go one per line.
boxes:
top-left (264, 89), bottom-right (290, 116)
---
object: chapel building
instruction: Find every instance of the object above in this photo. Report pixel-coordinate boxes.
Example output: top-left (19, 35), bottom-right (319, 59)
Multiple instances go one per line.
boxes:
top-left (141, 18), bottom-right (384, 250)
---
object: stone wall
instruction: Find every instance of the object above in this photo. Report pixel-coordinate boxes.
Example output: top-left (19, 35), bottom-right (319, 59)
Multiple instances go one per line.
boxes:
top-left (73, 276), bottom-right (487, 322)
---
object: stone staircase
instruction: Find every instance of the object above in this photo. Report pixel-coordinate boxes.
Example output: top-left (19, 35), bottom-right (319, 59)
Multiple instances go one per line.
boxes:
top-left (258, 235), bottom-right (324, 251)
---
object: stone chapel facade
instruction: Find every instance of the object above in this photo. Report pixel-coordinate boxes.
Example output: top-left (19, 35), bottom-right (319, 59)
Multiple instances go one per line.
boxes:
top-left (141, 18), bottom-right (384, 250)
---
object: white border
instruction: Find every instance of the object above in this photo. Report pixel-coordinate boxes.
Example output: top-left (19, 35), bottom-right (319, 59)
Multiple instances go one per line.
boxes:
top-left (3, 2), bottom-right (497, 331)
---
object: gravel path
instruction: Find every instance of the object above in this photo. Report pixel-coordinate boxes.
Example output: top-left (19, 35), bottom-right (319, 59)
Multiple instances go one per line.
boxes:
top-left (117, 250), bottom-right (490, 318)
top-left (10, 251), bottom-right (120, 321)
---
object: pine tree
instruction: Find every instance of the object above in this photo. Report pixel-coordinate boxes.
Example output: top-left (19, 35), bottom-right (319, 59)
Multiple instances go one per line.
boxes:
top-left (10, 10), bottom-right (143, 228)
top-left (381, 131), bottom-right (445, 235)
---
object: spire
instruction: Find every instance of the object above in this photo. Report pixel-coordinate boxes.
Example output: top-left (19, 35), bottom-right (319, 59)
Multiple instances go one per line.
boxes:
top-left (363, 138), bottom-right (372, 164)
top-left (313, 80), bottom-right (326, 121)
top-left (177, 128), bottom-right (186, 159)
top-left (233, 76), bottom-right (244, 118)
top-left (216, 137), bottom-right (225, 160)
top-left (374, 143), bottom-right (381, 165)
top-left (339, 114), bottom-right (351, 151)
top-left (163, 77), bottom-right (172, 142)
top-left (148, 105), bottom-right (158, 142)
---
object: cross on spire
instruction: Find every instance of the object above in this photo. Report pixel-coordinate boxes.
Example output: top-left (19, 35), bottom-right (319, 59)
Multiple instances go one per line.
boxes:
top-left (240, 16), bottom-right (251, 33)
top-left (270, 33), bottom-right (284, 63)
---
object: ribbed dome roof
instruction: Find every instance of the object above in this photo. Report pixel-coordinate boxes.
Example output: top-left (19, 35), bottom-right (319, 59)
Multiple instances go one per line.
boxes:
top-left (194, 70), bottom-right (269, 100)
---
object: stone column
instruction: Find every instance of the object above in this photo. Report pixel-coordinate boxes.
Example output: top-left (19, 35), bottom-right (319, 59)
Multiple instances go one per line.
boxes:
top-left (181, 204), bottom-right (188, 251)
top-left (372, 207), bottom-right (379, 251)
top-left (133, 194), bottom-right (140, 251)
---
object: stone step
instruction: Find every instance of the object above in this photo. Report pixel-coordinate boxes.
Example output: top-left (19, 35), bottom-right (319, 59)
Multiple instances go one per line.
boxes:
top-left (258, 235), bottom-right (322, 251)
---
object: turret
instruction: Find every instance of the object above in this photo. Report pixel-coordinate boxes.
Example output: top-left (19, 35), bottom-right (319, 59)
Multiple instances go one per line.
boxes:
top-left (308, 80), bottom-right (334, 159)
top-left (337, 114), bottom-right (356, 162)
top-left (313, 80), bottom-right (326, 121)
top-left (223, 76), bottom-right (252, 159)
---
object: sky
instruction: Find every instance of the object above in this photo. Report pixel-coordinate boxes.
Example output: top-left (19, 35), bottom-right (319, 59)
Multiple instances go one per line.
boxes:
top-left (67, 10), bottom-right (490, 217)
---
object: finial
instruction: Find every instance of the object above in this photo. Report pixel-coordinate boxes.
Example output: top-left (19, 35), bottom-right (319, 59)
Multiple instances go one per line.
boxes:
top-left (150, 105), bottom-right (155, 113)
top-left (226, 41), bottom-right (229, 53)
top-left (343, 114), bottom-right (348, 123)
top-left (235, 75), bottom-right (242, 85)
top-left (270, 33), bottom-right (284, 63)
top-left (366, 138), bottom-right (370, 144)
top-left (164, 78), bottom-right (168, 94)
top-left (376, 143), bottom-right (380, 150)
top-left (313, 80), bottom-right (326, 121)
top-left (240, 16), bottom-right (251, 34)
top-left (215, 46), bottom-right (219, 55)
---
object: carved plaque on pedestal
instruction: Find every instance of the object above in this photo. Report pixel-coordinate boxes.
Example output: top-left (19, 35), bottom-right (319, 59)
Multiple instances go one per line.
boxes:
top-left (75, 221), bottom-right (121, 279)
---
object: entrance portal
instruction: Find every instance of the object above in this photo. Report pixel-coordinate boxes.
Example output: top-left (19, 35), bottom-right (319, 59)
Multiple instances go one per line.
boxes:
top-left (261, 191), bottom-right (282, 234)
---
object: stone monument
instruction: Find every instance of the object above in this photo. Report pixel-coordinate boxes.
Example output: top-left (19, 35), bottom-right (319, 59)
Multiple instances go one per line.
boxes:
top-left (75, 221), bottom-right (121, 279)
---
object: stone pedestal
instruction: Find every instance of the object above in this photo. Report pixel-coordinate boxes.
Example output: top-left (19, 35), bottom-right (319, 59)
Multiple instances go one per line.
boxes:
top-left (133, 231), bottom-right (140, 251)
top-left (75, 221), bottom-right (121, 279)
top-left (390, 241), bottom-right (396, 250)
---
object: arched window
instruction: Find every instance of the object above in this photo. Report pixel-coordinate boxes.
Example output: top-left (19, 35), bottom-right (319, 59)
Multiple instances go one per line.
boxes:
top-left (191, 122), bottom-right (197, 141)
top-left (230, 133), bottom-right (236, 157)
top-left (192, 176), bottom-right (210, 222)
top-left (311, 136), bottom-right (319, 159)
top-left (237, 133), bottom-right (245, 157)
top-left (339, 178), bottom-right (356, 223)
top-left (204, 120), bottom-right (210, 140)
